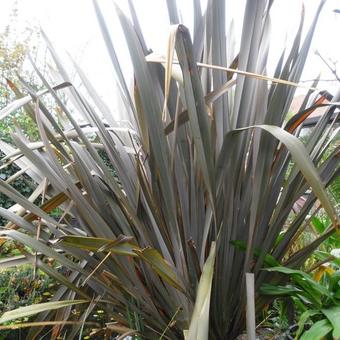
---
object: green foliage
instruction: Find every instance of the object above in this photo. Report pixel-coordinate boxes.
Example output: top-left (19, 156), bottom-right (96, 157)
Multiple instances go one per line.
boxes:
top-left (0, 0), bottom-right (339, 339)
top-left (260, 266), bottom-right (340, 339)
top-left (263, 299), bottom-right (291, 335)
top-left (0, 266), bottom-right (54, 314)
top-left (0, 114), bottom-right (40, 144)
top-left (0, 266), bottom-right (55, 339)
top-left (312, 215), bottom-right (340, 250)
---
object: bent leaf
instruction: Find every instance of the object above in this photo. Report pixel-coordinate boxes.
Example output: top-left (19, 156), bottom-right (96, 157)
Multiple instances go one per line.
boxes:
top-left (238, 125), bottom-right (338, 226)
top-left (300, 319), bottom-right (332, 340)
top-left (322, 306), bottom-right (340, 339)
top-left (295, 310), bottom-right (321, 340)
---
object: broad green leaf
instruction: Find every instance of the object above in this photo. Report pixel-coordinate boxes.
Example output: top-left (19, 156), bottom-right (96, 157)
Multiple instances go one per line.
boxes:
top-left (295, 310), bottom-right (321, 340)
top-left (186, 242), bottom-right (216, 340)
top-left (300, 319), bottom-right (332, 340)
top-left (264, 266), bottom-right (312, 277)
top-left (264, 266), bottom-right (331, 299)
top-left (259, 283), bottom-right (302, 296)
top-left (322, 306), bottom-right (340, 339)
top-left (0, 300), bottom-right (87, 324)
top-left (293, 275), bottom-right (323, 307)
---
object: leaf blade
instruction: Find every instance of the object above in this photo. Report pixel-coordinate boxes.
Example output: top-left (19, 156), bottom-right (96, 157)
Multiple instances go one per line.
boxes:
top-left (0, 300), bottom-right (87, 324)
top-left (186, 242), bottom-right (216, 340)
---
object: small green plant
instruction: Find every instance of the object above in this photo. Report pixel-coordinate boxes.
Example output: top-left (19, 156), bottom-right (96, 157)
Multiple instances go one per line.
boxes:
top-left (260, 265), bottom-right (340, 339)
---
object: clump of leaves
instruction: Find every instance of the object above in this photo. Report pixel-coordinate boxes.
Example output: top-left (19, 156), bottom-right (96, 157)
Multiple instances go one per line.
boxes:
top-left (261, 266), bottom-right (340, 339)
top-left (0, 0), bottom-right (339, 339)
